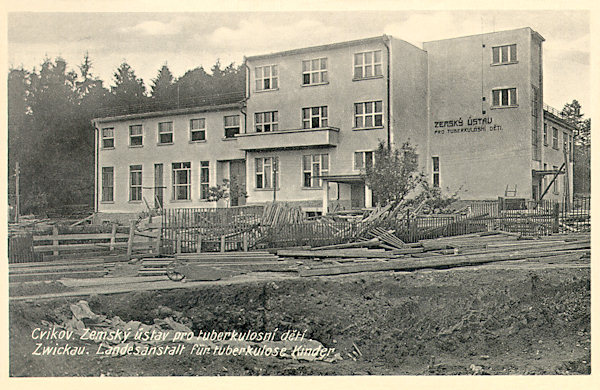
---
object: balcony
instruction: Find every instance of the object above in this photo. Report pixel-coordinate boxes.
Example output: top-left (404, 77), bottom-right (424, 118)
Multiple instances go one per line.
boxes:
top-left (235, 127), bottom-right (339, 151)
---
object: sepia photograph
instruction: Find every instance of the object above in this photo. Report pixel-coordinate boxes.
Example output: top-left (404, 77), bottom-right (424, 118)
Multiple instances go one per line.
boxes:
top-left (5, 2), bottom-right (594, 383)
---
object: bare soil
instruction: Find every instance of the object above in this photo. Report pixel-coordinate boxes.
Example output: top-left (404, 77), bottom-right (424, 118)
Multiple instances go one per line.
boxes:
top-left (9, 266), bottom-right (590, 376)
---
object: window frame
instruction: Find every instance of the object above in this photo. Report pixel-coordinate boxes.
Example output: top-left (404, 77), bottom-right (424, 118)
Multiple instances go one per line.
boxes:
top-left (172, 162), bottom-right (191, 201)
top-left (129, 125), bottom-right (143, 147)
top-left (354, 101), bottom-right (384, 129)
top-left (129, 164), bottom-right (143, 202)
top-left (353, 50), bottom-right (383, 80)
top-left (101, 167), bottom-right (114, 202)
top-left (553, 165), bottom-right (559, 194)
top-left (353, 150), bottom-right (374, 172)
top-left (200, 161), bottom-right (210, 200)
top-left (302, 106), bottom-right (328, 129)
top-left (432, 156), bottom-right (440, 188)
top-left (302, 57), bottom-right (328, 86)
top-left (552, 127), bottom-right (559, 149)
top-left (302, 153), bottom-right (329, 189)
top-left (255, 65), bottom-right (279, 92)
top-left (255, 157), bottom-right (279, 190)
top-left (190, 118), bottom-right (206, 142)
top-left (224, 115), bottom-right (240, 139)
top-left (254, 111), bottom-right (279, 133)
top-left (491, 44), bottom-right (517, 65)
top-left (101, 127), bottom-right (115, 149)
top-left (491, 87), bottom-right (518, 108)
top-left (543, 123), bottom-right (548, 146)
top-left (158, 121), bottom-right (174, 145)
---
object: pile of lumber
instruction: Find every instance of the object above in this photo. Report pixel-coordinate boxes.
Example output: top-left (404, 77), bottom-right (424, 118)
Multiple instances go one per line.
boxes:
top-left (276, 231), bottom-right (590, 277)
top-left (8, 256), bottom-right (126, 283)
top-left (261, 202), bottom-right (304, 225)
top-left (138, 251), bottom-right (297, 279)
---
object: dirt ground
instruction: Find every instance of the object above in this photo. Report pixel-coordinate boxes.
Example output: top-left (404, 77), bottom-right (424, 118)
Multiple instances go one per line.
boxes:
top-left (9, 265), bottom-right (590, 376)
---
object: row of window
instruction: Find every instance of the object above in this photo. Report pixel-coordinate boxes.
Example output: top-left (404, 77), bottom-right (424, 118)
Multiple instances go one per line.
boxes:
top-left (101, 115), bottom-right (241, 149)
top-left (255, 151), bottom-right (374, 190)
top-left (101, 151), bottom-right (379, 202)
top-left (543, 123), bottom-right (573, 155)
top-left (253, 101), bottom-right (383, 133)
top-left (255, 50), bottom-right (384, 92)
top-left (254, 43), bottom-right (517, 93)
top-left (101, 162), bottom-right (210, 203)
top-left (101, 100), bottom-right (386, 148)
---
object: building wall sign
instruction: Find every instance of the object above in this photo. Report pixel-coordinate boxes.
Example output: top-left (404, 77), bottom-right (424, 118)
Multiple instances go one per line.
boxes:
top-left (433, 116), bottom-right (502, 134)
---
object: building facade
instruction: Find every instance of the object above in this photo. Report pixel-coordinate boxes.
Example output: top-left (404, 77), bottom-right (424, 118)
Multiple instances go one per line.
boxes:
top-left (93, 28), bottom-right (574, 218)
top-left (93, 103), bottom-right (246, 217)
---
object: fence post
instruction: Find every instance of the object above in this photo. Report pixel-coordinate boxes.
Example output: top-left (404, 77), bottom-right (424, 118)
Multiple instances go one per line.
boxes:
top-left (196, 234), bottom-right (202, 253)
top-left (52, 225), bottom-right (59, 256)
top-left (109, 223), bottom-right (117, 251)
top-left (552, 203), bottom-right (560, 233)
top-left (243, 233), bottom-right (248, 252)
top-left (220, 235), bottom-right (226, 253)
top-left (127, 220), bottom-right (135, 258)
top-left (176, 233), bottom-right (182, 254)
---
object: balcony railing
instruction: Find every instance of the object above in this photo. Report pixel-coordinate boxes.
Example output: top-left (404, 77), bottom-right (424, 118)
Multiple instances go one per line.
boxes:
top-left (236, 126), bottom-right (340, 151)
top-left (543, 103), bottom-right (567, 119)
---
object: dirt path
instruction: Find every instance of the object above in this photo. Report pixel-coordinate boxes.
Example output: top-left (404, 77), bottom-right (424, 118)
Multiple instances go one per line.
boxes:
top-left (9, 260), bottom-right (590, 376)
top-left (10, 257), bottom-right (588, 301)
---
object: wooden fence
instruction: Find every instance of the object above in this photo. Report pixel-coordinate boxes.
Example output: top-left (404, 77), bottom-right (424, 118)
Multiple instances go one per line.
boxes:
top-left (9, 222), bottom-right (161, 263)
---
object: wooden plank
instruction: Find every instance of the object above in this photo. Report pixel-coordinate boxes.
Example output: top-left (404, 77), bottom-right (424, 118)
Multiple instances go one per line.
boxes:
top-left (33, 233), bottom-right (129, 241)
top-left (34, 242), bottom-right (130, 252)
top-left (52, 226), bottom-right (59, 256)
top-left (127, 220), bottom-right (136, 258)
top-left (109, 223), bottom-right (117, 251)
top-left (299, 248), bottom-right (589, 277)
top-left (277, 249), bottom-right (399, 259)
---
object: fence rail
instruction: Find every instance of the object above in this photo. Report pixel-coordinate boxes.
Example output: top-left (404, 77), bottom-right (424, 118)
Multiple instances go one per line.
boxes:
top-left (9, 198), bottom-right (590, 261)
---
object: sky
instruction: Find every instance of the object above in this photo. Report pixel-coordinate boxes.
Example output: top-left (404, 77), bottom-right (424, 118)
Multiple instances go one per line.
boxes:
top-left (6, 8), bottom-right (591, 113)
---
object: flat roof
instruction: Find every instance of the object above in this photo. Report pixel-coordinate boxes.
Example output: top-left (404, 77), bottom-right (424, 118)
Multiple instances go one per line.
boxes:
top-left (92, 102), bottom-right (242, 125)
top-left (543, 110), bottom-right (578, 132)
top-left (245, 35), bottom-right (388, 61)
top-left (423, 27), bottom-right (545, 44)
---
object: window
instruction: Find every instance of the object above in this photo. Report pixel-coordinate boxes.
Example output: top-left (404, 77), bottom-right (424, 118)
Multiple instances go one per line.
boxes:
top-left (563, 132), bottom-right (569, 153)
top-left (129, 125), bottom-right (143, 146)
top-left (200, 161), bottom-right (209, 200)
top-left (553, 165), bottom-right (559, 194)
top-left (354, 101), bottom-right (383, 128)
top-left (302, 154), bottom-right (329, 188)
top-left (543, 163), bottom-right (548, 190)
top-left (101, 167), bottom-right (114, 202)
top-left (190, 118), bottom-right (206, 142)
top-left (158, 122), bottom-right (173, 144)
top-left (224, 115), bottom-right (240, 138)
top-left (255, 111), bottom-right (278, 132)
top-left (129, 165), bottom-right (142, 202)
top-left (354, 50), bottom-right (383, 79)
top-left (552, 127), bottom-right (558, 149)
top-left (492, 44), bottom-right (517, 65)
top-left (172, 162), bottom-right (191, 200)
top-left (255, 157), bottom-right (278, 189)
top-left (302, 58), bottom-right (328, 85)
top-left (302, 106), bottom-right (328, 129)
top-left (543, 123), bottom-right (548, 146)
top-left (432, 157), bottom-right (440, 188)
top-left (255, 65), bottom-right (278, 91)
top-left (492, 88), bottom-right (517, 107)
top-left (354, 151), bottom-right (374, 171)
top-left (101, 128), bottom-right (114, 149)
